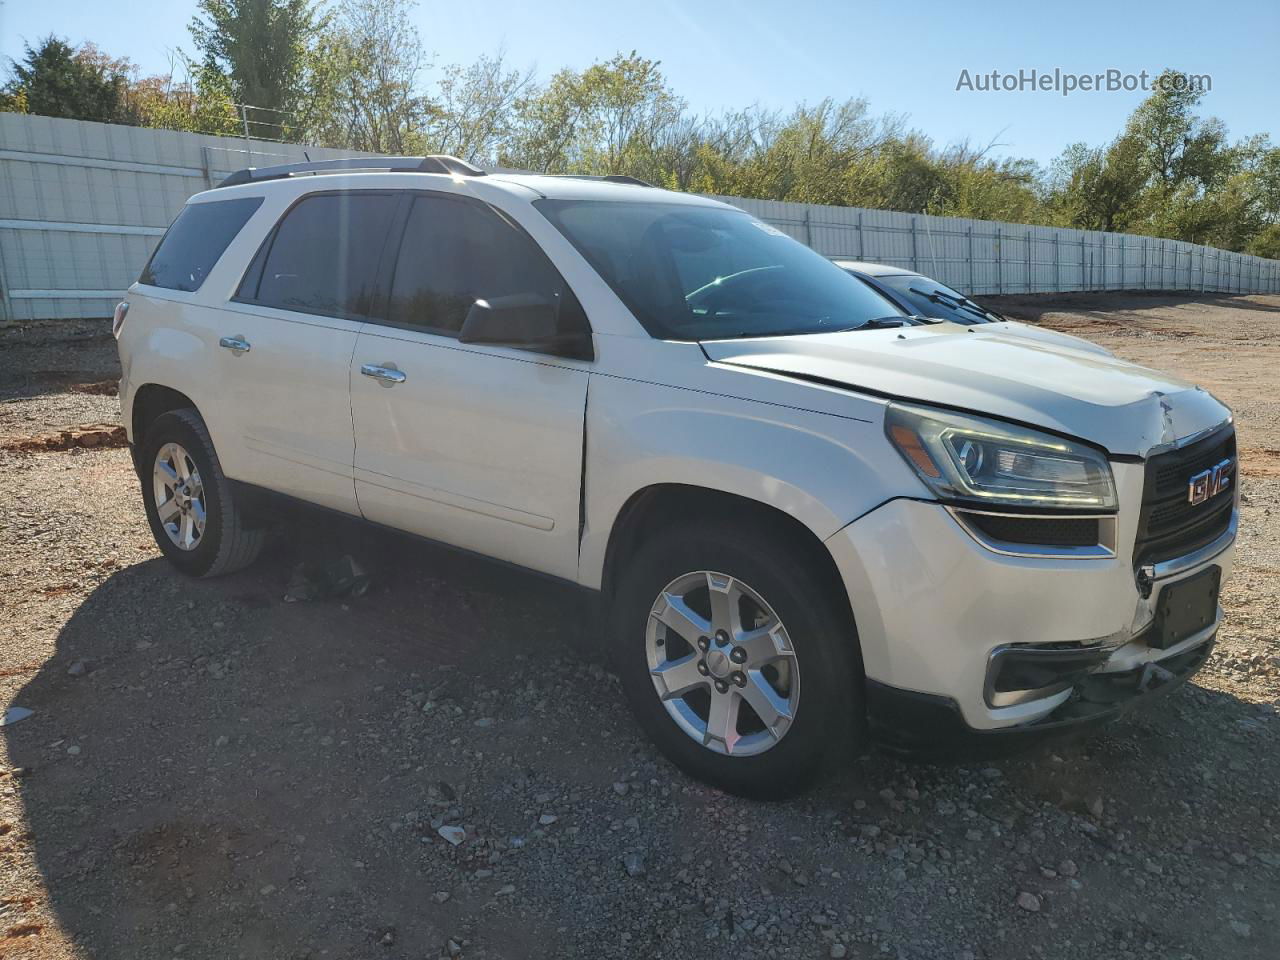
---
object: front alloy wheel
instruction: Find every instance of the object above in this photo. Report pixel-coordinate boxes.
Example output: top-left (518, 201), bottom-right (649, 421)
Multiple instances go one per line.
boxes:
top-left (647, 571), bottom-right (799, 756)
top-left (613, 520), bottom-right (862, 798)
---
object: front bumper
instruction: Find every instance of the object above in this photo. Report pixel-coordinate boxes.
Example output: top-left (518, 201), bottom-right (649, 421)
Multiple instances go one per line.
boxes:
top-left (865, 634), bottom-right (1214, 758)
top-left (824, 469), bottom-right (1235, 737)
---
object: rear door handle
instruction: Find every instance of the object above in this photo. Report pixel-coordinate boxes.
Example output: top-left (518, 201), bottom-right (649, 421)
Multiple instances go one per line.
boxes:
top-left (360, 363), bottom-right (406, 385)
top-left (219, 335), bottom-right (251, 354)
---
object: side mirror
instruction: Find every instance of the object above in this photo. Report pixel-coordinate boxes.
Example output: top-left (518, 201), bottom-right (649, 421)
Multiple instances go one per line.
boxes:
top-left (458, 294), bottom-right (592, 360)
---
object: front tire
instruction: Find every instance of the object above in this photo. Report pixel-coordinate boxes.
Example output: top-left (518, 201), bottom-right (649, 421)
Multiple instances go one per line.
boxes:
top-left (611, 520), bottom-right (863, 799)
top-left (139, 408), bottom-right (266, 577)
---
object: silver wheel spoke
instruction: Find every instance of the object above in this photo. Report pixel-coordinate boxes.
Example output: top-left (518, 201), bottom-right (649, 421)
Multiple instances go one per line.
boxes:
top-left (739, 671), bottom-right (793, 736)
top-left (706, 572), bottom-right (743, 637)
top-left (704, 690), bottom-right (742, 753)
top-left (154, 458), bottom-right (178, 487)
top-left (156, 496), bottom-right (181, 524)
top-left (736, 620), bottom-right (791, 666)
top-left (651, 592), bottom-right (711, 643)
top-left (651, 654), bottom-right (708, 701)
top-left (190, 498), bottom-right (206, 536)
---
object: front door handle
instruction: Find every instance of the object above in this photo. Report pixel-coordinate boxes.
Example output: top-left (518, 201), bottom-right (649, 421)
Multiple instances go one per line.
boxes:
top-left (360, 363), bottom-right (406, 386)
top-left (219, 335), bottom-right (251, 354)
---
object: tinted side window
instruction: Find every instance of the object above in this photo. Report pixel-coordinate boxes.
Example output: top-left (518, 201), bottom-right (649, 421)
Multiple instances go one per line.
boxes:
top-left (139, 197), bottom-right (263, 292)
top-left (247, 192), bottom-right (399, 318)
top-left (386, 194), bottom-right (586, 338)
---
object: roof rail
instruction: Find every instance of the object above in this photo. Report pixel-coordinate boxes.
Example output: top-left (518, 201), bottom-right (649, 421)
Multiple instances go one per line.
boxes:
top-left (547, 174), bottom-right (656, 188)
top-left (216, 155), bottom-right (485, 189)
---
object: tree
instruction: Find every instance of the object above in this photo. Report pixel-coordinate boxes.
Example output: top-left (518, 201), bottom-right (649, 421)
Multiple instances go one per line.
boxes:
top-left (190, 0), bottom-right (321, 137)
top-left (424, 50), bottom-right (534, 164)
top-left (506, 52), bottom-right (682, 176)
top-left (300, 0), bottom-right (430, 153)
top-left (1047, 137), bottom-right (1147, 232)
top-left (128, 54), bottom-right (241, 137)
top-left (3, 36), bottom-right (131, 122)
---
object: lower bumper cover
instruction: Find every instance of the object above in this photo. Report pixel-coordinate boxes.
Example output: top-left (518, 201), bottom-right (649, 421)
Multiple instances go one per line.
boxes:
top-left (866, 635), bottom-right (1214, 759)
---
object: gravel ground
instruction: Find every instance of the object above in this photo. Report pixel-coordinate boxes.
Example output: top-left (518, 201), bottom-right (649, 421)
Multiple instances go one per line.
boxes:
top-left (2, 293), bottom-right (1278, 960)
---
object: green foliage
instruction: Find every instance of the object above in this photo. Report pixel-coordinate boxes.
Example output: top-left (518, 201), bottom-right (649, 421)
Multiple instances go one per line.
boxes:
top-left (4, 35), bottom-right (131, 122)
top-left (190, 0), bottom-right (321, 136)
top-left (130, 58), bottom-right (241, 136)
top-left (299, 0), bottom-right (430, 152)
top-left (1045, 70), bottom-right (1279, 253)
top-left (4, 36), bottom-right (1277, 259)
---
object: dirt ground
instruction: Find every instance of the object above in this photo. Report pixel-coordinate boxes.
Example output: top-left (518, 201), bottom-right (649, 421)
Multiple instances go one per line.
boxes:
top-left (1, 292), bottom-right (1277, 960)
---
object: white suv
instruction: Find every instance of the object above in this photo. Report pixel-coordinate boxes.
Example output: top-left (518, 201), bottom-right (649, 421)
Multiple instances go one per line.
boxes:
top-left (115, 156), bottom-right (1238, 797)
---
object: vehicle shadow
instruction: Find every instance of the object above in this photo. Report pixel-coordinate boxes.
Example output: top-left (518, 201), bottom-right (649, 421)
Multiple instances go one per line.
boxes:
top-left (6, 524), bottom-right (1278, 959)
top-left (3, 524), bottom-right (603, 958)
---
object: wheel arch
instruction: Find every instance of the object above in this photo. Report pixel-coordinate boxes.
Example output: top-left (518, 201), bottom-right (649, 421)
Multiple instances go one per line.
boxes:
top-left (129, 384), bottom-right (199, 471)
top-left (600, 484), bottom-right (858, 637)
top-left (131, 383), bottom-right (198, 439)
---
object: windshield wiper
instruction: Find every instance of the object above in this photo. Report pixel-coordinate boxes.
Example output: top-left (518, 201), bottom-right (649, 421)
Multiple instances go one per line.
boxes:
top-left (908, 286), bottom-right (993, 323)
top-left (859, 316), bottom-right (912, 329)
top-left (723, 315), bottom-right (911, 338)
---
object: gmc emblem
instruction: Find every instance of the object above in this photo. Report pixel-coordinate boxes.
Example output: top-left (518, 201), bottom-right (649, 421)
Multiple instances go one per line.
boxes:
top-left (1188, 458), bottom-right (1234, 505)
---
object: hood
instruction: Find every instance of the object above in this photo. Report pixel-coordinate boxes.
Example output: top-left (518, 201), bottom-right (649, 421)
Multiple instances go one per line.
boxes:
top-left (984, 319), bottom-right (1113, 357)
top-left (701, 323), bottom-right (1230, 457)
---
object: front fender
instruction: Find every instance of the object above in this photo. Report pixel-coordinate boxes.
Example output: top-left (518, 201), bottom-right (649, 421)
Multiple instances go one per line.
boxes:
top-left (577, 372), bottom-right (928, 588)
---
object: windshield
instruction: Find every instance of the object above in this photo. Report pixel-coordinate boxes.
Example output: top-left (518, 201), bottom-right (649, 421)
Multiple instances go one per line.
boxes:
top-left (535, 199), bottom-right (906, 340)
top-left (873, 273), bottom-right (1000, 325)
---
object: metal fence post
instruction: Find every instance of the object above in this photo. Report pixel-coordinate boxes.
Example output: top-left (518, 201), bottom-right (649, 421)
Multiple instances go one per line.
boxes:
top-left (967, 226), bottom-right (974, 292)
top-left (1101, 236), bottom-right (1107, 290)
top-left (996, 227), bottom-right (1003, 294)
top-left (911, 217), bottom-right (919, 271)
top-left (1081, 235), bottom-right (1087, 290)
top-left (1054, 234), bottom-right (1060, 291)
top-left (856, 211), bottom-right (864, 260)
top-left (0, 241), bottom-right (13, 326)
top-left (1025, 230), bottom-right (1032, 293)
top-left (1142, 239), bottom-right (1148, 290)
top-left (803, 208), bottom-right (813, 249)
top-left (1119, 235), bottom-right (1125, 289)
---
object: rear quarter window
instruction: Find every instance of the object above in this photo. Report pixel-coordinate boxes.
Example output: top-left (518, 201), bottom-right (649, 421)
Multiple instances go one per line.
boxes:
top-left (139, 197), bottom-right (264, 292)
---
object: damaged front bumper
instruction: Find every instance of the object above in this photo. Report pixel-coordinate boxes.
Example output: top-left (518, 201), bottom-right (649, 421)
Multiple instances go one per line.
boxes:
top-left (866, 632), bottom-right (1215, 759)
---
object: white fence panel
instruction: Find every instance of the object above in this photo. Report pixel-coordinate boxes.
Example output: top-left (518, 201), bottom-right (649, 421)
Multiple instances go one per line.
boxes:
top-left (1, 113), bottom-right (1277, 322)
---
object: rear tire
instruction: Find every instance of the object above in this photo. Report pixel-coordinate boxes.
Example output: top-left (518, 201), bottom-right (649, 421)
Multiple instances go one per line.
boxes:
top-left (610, 519), bottom-right (863, 799)
top-left (139, 408), bottom-right (266, 578)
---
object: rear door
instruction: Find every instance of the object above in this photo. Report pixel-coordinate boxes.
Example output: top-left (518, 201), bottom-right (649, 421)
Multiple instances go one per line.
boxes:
top-left (217, 190), bottom-right (400, 513)
top-left (349, 191), bottom-right (591, 580)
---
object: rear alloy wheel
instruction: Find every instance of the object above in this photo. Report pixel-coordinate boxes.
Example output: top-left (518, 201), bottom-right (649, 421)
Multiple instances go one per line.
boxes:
top-left (614, 521), bottom-right (862, 799)
top-left (140, 408), bottom-right (266, 577)
top-left (152, 441), bottom-right (207, 552)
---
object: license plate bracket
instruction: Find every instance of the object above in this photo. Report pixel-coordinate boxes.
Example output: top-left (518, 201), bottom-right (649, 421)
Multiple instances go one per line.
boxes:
top-left (1152, 566), bottom-right (1221, 650)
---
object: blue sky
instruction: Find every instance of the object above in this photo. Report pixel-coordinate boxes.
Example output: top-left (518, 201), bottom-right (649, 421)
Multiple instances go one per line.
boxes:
top-left (2, 0), bottom-right (1276, 166)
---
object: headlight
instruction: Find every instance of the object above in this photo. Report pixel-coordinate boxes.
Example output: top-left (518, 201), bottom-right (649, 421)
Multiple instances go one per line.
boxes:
top-left (885, 403), bottom-right (1117, 511)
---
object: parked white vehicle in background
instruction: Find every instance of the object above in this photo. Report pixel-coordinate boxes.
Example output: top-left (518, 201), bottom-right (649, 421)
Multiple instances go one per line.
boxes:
top-left (833, 259), bottom-right (1115, 356)
top-left (114, 157), bottom-right (1239, 797)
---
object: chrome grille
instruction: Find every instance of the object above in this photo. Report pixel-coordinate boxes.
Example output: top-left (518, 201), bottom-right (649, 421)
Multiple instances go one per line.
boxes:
top-left (1134, 424), bottom-right (1235, 568)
